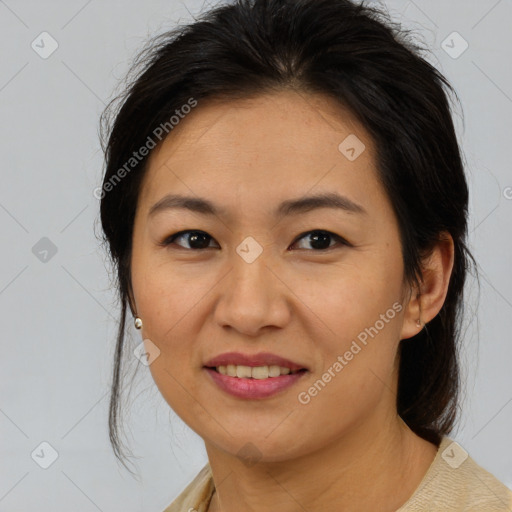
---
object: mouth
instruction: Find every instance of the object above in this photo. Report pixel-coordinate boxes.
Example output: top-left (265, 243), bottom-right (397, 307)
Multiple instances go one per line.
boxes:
top-left (203, 364), bottom-right (309, 399)
top-left (203, 351), bottom-right (309, 380)
top-left (204, 364), bottom-right (308, 379)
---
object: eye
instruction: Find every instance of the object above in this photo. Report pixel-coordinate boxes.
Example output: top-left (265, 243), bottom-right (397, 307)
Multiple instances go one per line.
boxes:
top-left (160, 229), bottom-right (350, 251)
top-left (160, 230), bottom-right (218, 250)
top-left (290, 230), bottom-right (350, 251)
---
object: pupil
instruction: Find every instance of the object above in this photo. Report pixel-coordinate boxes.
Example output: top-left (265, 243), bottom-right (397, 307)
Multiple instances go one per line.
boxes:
top-left (310, 231), bottom-right (330, 250)
top-left (189, 232), bottom-right (210, 249)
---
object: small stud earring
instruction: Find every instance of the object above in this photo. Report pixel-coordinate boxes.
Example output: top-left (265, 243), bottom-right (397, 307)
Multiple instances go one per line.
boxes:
top-left (134, 317), bottom-right (143, 329)
top-left (416, 319), bottom-right (422, 328)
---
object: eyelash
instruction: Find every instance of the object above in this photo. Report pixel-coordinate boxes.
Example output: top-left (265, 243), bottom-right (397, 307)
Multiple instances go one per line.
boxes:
top-left (159, 229), bottom-right (351, 252)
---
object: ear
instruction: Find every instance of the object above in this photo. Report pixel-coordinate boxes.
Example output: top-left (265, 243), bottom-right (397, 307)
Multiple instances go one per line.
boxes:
top-left (400, 231), bottom-right (455, 341)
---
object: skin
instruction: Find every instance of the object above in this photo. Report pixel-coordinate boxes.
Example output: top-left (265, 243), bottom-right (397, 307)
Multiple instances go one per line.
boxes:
top-left (129, 90), bottom-right (455, 512)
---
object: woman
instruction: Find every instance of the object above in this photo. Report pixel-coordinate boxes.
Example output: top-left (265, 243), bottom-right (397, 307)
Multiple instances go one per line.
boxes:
top-left (98, 0), bottom-right (512, 510)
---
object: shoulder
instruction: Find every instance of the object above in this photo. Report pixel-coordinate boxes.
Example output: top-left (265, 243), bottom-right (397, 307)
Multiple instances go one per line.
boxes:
top-left (398, 436), bottom-right (512, 511)
top-left (162, 462), bottom-right (215, 512)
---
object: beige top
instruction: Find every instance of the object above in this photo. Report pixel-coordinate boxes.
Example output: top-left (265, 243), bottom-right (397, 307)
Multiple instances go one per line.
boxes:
top-left (163, 436), bottom-right (512, 511)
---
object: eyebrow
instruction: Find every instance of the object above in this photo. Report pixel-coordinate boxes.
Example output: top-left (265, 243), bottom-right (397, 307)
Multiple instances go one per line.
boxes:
top-left (148, 192), bottom-right (367, 219)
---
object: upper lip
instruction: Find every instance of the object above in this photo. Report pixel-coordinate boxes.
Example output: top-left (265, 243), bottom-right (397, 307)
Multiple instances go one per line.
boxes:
top-left (204, 352), bottom-right (308, 371)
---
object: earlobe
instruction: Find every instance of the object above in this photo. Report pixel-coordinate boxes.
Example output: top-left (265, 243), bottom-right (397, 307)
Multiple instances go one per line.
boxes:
top-left (418, 232), bottom-right (455, 323)
top-left (400, 286), bottom-right (423, 341)
top-left (400, 232), bottom-right (455, 341)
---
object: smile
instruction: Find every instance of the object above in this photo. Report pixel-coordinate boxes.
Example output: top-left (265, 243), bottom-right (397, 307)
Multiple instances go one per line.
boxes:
top-left (204, 366), bottom-right (308, 399)
top-left (212, 364), bottom-right (304, 379)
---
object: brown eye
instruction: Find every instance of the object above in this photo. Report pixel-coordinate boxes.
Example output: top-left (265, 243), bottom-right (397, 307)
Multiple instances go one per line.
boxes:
top-left (161, 230), bottom-right (218, 250)
top-left (291, 230), bottom-right (350, 251)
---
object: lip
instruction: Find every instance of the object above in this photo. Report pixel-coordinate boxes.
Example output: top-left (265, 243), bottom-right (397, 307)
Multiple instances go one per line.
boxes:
top-left (203, 351), bottom-right (308, 371)
top-left (204, 367), bottom-right (308, 399)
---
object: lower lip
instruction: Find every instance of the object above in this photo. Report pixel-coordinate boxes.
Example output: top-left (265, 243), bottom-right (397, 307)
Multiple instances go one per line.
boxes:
top-left (204, 368), bottom-right (308, 399)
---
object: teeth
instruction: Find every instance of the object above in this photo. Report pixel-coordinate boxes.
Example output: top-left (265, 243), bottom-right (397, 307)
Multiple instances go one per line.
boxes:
top-left (268, 365), bottom-right (282, 378)
top-left (236, 365), bottom-right (252, 378)
top-left (215, 364), bottom-right (299, 378)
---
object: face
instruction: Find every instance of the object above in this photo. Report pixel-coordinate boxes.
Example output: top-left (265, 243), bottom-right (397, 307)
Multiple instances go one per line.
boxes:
top-left (130, 90), bottom-right (412, 462)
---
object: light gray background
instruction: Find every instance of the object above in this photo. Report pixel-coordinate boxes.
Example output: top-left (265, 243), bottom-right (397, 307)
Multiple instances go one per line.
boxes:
top-left (1, 0), bottom-right (511, 510)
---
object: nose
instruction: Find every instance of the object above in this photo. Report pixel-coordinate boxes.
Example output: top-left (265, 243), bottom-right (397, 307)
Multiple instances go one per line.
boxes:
top-left (213, 248), bottom-right (291, 337)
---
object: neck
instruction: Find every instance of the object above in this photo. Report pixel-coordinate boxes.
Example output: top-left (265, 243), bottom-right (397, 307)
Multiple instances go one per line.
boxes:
top-left (205, 413), bottom-right (438, 512)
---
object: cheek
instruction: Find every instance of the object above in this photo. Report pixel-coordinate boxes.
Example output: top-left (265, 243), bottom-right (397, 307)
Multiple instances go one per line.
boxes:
top-left (134, 258), bottom-right (211, 331)
top-left (294, 313), bottom-right (401, 443)
top-left (290, 258), bottom-right (403, 408)
top-left (290, 254), bottom-right (403, 342)
top-left (132, 261), bottom-right (222, 384)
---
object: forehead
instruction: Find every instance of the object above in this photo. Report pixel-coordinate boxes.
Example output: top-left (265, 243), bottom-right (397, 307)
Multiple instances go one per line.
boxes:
top-left (138, 90), bottom-right (384, 217)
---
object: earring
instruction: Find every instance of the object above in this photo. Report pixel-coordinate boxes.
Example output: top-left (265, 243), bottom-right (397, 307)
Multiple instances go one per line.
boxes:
top-left (134, 317), bottom-right (143, 329)
top-left (416, 319), bottom-right (422, 328)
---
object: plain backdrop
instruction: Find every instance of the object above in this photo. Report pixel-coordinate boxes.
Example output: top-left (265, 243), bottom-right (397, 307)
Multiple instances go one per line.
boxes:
top-left (1, 0), bottom-right (511, 510)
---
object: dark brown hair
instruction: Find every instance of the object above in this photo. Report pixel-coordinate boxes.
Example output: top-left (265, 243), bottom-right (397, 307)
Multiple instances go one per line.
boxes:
top-left (97, 0), bottom-right (477, 473)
